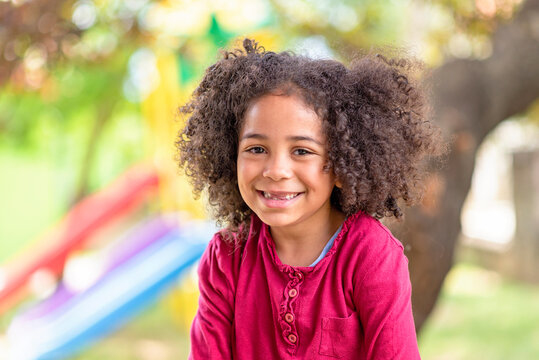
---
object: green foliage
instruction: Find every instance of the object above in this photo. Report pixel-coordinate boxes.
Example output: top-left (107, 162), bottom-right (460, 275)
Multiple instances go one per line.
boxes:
top-left (270, 0), bottom-right (409, 51)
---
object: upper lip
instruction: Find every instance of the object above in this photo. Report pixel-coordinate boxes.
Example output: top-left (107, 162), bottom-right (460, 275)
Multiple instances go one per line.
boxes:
top-left (259, 190), bottom-right (303, 195)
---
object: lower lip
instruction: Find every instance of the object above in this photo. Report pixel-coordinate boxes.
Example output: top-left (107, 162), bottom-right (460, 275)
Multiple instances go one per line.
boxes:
top-left (258, 191), bottom-right (303, 209)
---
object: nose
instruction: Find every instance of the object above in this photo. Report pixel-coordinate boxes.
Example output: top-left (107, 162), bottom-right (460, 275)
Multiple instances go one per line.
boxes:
top-left (262, 153), bottom-right (293, 181)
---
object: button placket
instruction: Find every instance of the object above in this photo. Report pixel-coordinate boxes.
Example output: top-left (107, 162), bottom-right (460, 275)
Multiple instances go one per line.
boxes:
top-left (279, 269), bottom-right (304, 350)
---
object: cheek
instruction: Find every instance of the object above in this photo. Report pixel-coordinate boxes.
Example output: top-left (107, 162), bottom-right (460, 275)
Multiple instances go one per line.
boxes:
top-left (236, 161), bottom-right (245, 189)
top-left (304, 165), bottom-right (336, 192)
top-left (302, 161), bottom-right (332, 178)
top-left (236, 158), bottom-right (256, 187)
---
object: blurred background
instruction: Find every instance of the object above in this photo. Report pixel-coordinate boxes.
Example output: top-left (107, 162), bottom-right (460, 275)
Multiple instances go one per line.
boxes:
top-left (0, 0), bottom-right (538, 359)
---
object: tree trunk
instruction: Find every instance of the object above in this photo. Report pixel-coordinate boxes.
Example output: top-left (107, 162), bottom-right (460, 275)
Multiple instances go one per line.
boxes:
top-left (390, 0), bottom-right (539, 332)
top-left (72, 101), bottom-right (114, 204)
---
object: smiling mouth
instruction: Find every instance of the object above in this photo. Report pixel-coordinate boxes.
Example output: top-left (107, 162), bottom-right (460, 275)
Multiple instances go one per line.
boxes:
top-left (260, 191), bottom-right (302, 200)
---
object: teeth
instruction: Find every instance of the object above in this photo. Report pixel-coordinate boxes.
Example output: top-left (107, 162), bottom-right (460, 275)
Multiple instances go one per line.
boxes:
top-left (263, 192), bottom-right (299, 200)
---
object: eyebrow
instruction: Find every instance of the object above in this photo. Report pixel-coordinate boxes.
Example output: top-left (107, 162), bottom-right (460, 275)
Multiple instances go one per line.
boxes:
top-left (240, 133), bottom-right (323, 145)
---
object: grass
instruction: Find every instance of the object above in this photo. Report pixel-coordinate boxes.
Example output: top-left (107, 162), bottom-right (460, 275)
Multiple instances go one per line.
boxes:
top-left (0, 150), bottom-right (68, 263)
top-left (418, 263), bottom-right (539, 359)
top-left (72, 297), bottom-right (191, 360)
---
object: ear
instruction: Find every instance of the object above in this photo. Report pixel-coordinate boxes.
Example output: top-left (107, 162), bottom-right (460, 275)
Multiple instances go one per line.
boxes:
top-left (335, 179), bottom-right (342, 189)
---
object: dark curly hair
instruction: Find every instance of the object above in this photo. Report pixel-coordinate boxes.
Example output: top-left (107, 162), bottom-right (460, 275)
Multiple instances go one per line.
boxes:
top-left (176, 38), bottom-right (446, 240)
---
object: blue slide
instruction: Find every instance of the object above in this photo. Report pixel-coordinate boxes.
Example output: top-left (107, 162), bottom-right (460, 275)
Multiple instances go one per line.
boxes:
top-left (7, 219), bottom-right (214, 360)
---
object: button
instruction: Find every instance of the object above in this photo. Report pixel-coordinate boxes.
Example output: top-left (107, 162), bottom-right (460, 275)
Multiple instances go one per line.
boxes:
top-left (287, 333), bottom-right (297, 343)
top-left (288, 288), bottom-right (298, 298)
top-left (285, 313), bottom-right (294, 323)
top-left (295, 271), bottom-right (303, 280)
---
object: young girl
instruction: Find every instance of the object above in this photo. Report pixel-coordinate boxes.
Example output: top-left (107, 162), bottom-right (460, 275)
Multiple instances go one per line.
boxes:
top-left (177, 39), bottom-right (444, 359)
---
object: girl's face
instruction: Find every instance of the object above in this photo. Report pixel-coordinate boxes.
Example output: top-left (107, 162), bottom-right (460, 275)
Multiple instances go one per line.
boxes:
top-left (237, 93), bottom-right (339, 233)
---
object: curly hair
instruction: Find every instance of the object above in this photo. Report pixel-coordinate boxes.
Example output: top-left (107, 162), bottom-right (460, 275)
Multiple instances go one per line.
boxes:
top-left (176, 38), bottom-right (446, 240)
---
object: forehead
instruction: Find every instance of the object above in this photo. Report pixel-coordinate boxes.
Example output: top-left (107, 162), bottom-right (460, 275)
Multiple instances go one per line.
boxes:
top-left (240, 94), bottom-right (323, 138)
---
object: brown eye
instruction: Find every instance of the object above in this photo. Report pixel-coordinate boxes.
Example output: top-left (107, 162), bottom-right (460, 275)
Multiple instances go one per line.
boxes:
top-left (293, 148), bottom-right (312, 156)
top-left (247, 146), bottom-right (265, 154)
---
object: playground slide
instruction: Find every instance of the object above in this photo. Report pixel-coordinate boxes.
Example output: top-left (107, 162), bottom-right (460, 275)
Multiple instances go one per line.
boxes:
top-left (7, 219), bottom-right (214, 360)
top-left (0, 165), bottom-right (159, 315)
top-left (9, 215), bottom-right (179, 325)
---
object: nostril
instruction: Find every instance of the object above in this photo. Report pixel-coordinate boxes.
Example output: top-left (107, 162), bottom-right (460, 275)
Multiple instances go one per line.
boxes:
top-left (262, 163), bottom-right (292, 180)
top-left (263, 169), bottom-right (292, 181)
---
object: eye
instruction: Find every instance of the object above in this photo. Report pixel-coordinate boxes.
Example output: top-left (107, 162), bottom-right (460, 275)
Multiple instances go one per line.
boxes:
top-left (293, 148), bottom-right (312, 156)
top-left (246, 146), bottom-right (265, 154)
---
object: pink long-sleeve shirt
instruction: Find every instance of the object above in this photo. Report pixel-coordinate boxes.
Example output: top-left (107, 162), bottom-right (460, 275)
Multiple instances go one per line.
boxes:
top-left (190, 211), bottom-right (420, 359)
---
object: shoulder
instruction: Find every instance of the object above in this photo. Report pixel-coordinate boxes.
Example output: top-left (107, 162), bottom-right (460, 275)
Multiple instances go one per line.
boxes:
top-left (198, 216), bottom-right (263, 283)
top-left (343, 212), bottom-right (409, 285)
top-left (199, 231), bottom-right (242, 277)
top-left (195, 231), bottom-right (242, 303)
top-left (344, 211), bottom-right (404, 253)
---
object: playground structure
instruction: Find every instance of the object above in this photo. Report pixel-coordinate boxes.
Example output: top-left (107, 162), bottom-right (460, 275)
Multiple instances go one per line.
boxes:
top-left (1, 164), bottom-right (215, 359)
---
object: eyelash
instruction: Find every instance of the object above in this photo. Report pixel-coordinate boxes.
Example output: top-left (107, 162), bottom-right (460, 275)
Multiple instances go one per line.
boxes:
top-left (246, 146), bottom-right (265, 154)
top-left (245, 147), bottom-right (313, 156)
top-left (293, 148), bottom-right (312, 156)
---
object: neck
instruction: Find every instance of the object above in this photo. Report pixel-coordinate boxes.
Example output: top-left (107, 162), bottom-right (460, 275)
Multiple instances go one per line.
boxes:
top-left (270, 209), bottom-right (345, 267)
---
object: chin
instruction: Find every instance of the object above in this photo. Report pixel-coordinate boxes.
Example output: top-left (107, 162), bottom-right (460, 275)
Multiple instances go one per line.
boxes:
top-left (255, 212), bottom-right (297, 228)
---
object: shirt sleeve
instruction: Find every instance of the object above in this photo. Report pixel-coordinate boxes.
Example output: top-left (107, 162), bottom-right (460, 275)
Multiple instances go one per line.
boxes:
top-left (353, 231), bottom-right (421, 360)
top-left (189, 233), bottom-right (237, 360)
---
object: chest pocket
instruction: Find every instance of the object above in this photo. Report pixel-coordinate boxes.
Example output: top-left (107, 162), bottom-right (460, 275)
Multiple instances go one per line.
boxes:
top-left (319, 312), bottom-right (363, 358)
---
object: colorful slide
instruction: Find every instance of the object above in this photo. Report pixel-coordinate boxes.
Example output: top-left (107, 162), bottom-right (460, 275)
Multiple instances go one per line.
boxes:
top-left (7, 218), bottom-right (214, 360)
top-left (0, 164), bottom-right (159, 315)
top-left (1, 163), bottom-right (215, 359)
top-left (8, 215), bottom-right (179, 325)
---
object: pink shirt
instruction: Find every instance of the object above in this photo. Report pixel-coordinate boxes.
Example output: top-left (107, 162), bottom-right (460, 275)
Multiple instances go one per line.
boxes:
top-left (190, 212), bottom-right (420, 359)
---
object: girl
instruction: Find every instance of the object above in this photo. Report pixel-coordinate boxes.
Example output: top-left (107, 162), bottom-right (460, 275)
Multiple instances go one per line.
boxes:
top-left (177, 39), bottom-right (445, 359)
